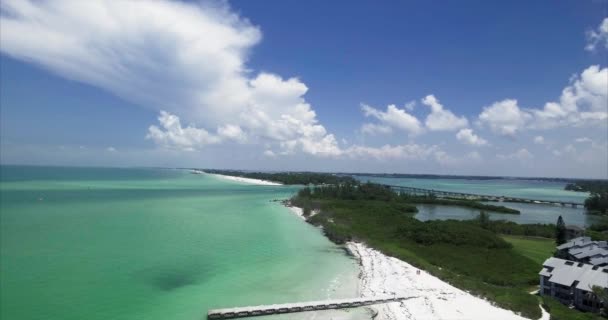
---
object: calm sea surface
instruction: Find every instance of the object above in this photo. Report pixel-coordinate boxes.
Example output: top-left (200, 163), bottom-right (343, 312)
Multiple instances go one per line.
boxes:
top-left (355, 175), bottom-right (600, 227)
top-left (0, 166), bottom-right (363, 320)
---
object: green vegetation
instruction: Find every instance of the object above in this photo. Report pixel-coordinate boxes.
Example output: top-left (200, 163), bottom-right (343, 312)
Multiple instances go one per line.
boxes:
top-left (565, 180), bottom-right (608, 215)
top-left (586, 219), bottom-right (608, 241)
top-left (502, 235), bottom-right (555, 266)
top-left (293, 181), bottom-right (519, 214)
top-left (483, 220), bottom-right (556, 238)
top-left (292, 183), bottom-right (544, 319)
top-left (201, 169), bottom-right (356, 185)
top-left (565, 180), bottom-right (608, 193)
top-left (542, 296), bottom-right (605, 320)
top-left (585, 193), bottom-right (608, 215)
top-left (556, 215), bottom-right (567, 245)
top-left (399, 194), bottom-right (520, 214)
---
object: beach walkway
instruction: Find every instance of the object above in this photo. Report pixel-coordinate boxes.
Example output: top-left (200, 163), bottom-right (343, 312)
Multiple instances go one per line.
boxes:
top-left (207, 295), bottom-right (414, 319)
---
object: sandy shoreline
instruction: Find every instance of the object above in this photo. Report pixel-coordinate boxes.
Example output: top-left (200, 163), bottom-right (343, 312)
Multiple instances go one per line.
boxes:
top-left (284, 204), bottom-right (538, 320)
top-left (286, 205), bottom-right (319, 220)
top-left (347, 242), bottom-right (532, 320)
top-left (198, 171), bottom-right (282, 186)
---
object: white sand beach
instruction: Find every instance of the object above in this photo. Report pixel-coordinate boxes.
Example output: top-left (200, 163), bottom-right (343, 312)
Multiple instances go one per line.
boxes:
top-left (205, 173), bottom-right (282, 186)
top-left (347, 242), bottom-right (533, 320)
top-left (286, 205), bottom-right (319, 220)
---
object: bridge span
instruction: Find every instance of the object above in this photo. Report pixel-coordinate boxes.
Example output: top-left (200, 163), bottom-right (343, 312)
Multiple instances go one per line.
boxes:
top-left (207, 295), bottom-right (414, 319)
top-left (383, 185), bottom-right (583, 208)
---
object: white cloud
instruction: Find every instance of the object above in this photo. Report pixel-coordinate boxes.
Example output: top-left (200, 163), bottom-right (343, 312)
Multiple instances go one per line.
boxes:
top-left (404, 101), bottom-right (416, 111)
top-left (146, 111), bottom-right (221, 151)
top-left (498, 148), bottom-right (534, 161)
top-left (479, 66), bottom-right (607, 136)
top-left (585, 18), bottom-right (608, 51)
top-left (218, 124), bottom-right (246, 143)
top-left (533, 136), bottom-right (545, 144)
top-left (478, 99), bottom-right (531, 136)
top-left (435, 151), bottom-right (483, 167)
top-left (361, 123), bottom-right (392, 135)
top-left (421, 95), bottom-right (468, 131)
top-left (106, 146), bottom-right (117, 152)
top-left (0, 0), bottom-right (341, 156)
top-left (344, 143), bottom-right (439, 161)
top-left (575, 137), bottom-right (592, 143)
top-left (456, 128), bottom-right (488, 146)
top-left (532, 65), bottom-right (608, 128)
top-left (263, 150), bottom-right (276, 157)
top-left (361, 103), bottom-right (422, 135)
top-left (552, 144), bottom-right (577, 157)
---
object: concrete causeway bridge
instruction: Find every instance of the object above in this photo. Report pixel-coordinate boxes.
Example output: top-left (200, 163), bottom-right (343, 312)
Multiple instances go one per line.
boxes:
top-left (207, 295), bottom-right (414, 319)
top-left (383, 184), bottom-right (583, 208)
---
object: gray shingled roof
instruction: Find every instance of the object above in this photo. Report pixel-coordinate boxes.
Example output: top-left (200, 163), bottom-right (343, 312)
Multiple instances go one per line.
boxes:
top-left (590, 256), bottom-right (608, 267)
top-left (557, 237), bottom-right (592, 250)
top-left (540, 257), bottom-right (608, 292)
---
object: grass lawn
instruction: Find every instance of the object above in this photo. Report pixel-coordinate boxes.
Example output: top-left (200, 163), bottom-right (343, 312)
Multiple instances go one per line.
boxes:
top-left (502, 235), bottom-right (555, 266)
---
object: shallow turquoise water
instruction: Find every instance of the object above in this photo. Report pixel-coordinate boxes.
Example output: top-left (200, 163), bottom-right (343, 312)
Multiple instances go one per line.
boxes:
top-left (0, 166), bottom-right (361, 320)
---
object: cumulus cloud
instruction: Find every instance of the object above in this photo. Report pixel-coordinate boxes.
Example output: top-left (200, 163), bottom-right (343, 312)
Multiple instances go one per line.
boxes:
top-left (586, 18), bottom-right (608, 51)
top-left (552, 144), bottom-right (577, 157)
top-left (217, 124), bottom-right (246, 143)
top-left (404, 101), bottom-right (416, 111)
top-left (532, 65), bottom-right (608, 128)
top-left (478, 99), bottom-right (531, 136)
top-left (435, 151), bottom-right (483, 167)
top-left (344, 143), bottom-right (439, 161)
top-left (498, 148), bottom-right (534, 161)
top-left (534, 136), bottom-right (545, 144)
top-left (263, 150), bottom-right (276, 157)
top-left (421, 95), bottom-right (468, 131)
top-left (361, 123), bottom-right (392, 135)
top-left (0, 0), bottom-right (341, 156)
top-left (575, 137), bottom-right (592, 143)
top-left (456, 129), bottom-right (488, 146)
top-left (361, 103), bottom-right (422, 135)
top-left (146, 111), bottom-right (222, 151)
top-left (480, 66), bottom-right (607, 136)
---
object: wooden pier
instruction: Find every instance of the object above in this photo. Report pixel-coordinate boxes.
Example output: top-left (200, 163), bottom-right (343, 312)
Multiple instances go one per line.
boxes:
top-left (207, 295), bottom-right (414, 319)
top-left (384, 185), bottom-right (583, 208)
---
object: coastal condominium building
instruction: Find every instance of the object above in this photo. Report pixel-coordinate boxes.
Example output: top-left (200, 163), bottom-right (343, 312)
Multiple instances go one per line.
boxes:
top-left (557, 237), bottom-right (608, 267)
top-left (539, 257), bottom-right (608, 312)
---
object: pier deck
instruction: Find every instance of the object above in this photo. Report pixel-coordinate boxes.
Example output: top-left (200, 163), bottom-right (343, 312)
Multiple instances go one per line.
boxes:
top-left (207, 295), bottom-right (414, 319)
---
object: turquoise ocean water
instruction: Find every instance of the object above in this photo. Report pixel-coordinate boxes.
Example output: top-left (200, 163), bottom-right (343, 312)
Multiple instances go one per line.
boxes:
top-left (0, 166), bottom-right (362, 320)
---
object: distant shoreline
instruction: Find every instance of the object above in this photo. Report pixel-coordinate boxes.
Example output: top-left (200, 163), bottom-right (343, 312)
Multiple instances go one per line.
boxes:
top-left (1, 165), bottom-right (604, 181)
top-left (195, 170), bottom-right (283, 186)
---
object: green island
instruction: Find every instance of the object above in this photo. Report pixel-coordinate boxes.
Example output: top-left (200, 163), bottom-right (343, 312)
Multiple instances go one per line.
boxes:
top-left (201, 169), bottom-right (356, 185)
top-left (290, 181), bottom-right (607, 320)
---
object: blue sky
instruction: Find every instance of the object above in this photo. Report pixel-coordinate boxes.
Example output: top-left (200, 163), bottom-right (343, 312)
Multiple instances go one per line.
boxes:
top-left (1, 0), bottom-right (607, 178)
